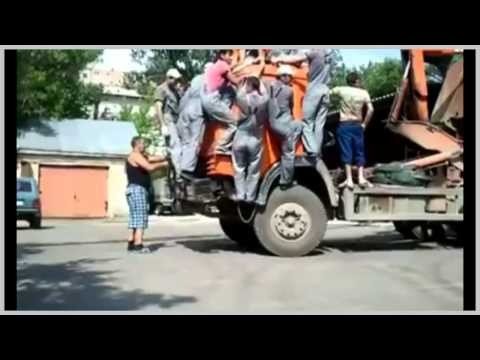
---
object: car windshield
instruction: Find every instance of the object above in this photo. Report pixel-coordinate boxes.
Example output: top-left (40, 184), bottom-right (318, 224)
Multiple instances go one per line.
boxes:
top-left (17, 180), bottom-right (32, 192)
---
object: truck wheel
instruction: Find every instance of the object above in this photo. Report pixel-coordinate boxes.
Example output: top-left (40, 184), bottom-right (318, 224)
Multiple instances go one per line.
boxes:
top-left (219, 217), bottom-right (259, 248)
top-left (394, 221), bottom-right (456, 244)
top-left (393, 221), bottom-right (416, 239)
top-left (253, 185), bottom-right (327, 257)
top-left (437, 222), bottom-right (463, 247)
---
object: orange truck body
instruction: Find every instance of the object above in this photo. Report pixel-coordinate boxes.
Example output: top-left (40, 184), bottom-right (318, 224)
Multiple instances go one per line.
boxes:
top-left (199, 52), bottom-right (308, 178)
top-left (198, 48), bottom-right (459, 178)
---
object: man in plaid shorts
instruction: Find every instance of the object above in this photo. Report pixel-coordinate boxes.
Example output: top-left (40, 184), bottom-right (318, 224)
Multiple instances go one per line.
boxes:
top-left (126, 136), bottom-right (168, 253)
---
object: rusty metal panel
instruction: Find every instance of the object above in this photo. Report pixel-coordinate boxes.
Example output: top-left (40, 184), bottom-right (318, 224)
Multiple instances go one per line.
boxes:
top-left (387, 121), bottom-right (463, 153)
top-left (431, 59), bottom-right (464, 130)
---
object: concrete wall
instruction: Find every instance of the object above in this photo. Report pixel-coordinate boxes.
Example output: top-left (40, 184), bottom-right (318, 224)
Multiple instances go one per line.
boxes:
top-left (17, 154), bottom-right (129, 218)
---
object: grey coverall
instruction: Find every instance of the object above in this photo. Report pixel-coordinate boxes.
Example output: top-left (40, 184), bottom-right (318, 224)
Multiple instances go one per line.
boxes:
top-left (268, 80), bottom-right (303, 186)
top-left (154, 82), bottom-right (181, 175)
top-left (200, 85), bottom-right (238, 154)
top-left (232, 88), bottom-right (270, 203)
top-left (301, 49), bottom-right (332, 156)
top-left (176, 74), bottom-right (206, 174)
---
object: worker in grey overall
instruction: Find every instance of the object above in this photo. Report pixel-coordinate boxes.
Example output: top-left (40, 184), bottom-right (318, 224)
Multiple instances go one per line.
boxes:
top-left (273, 49), bottom-right (332, 157)
top-left (232, 77), bottom-right (270, 203)
top-left (176, 63), bottom-right (213, 176)
top-left (268, 65), bottom-right (303, 188)
top-left (154, 68), bottom-right (182, 175)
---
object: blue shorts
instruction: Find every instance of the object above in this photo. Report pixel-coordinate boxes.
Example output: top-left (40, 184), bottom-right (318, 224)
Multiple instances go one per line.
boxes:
top-left (336, 121), bottom-right (365, 166)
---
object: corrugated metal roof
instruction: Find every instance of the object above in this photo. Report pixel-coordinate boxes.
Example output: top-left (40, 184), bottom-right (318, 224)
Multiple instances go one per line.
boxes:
top-left (17, 119), bottom-right (138, 157)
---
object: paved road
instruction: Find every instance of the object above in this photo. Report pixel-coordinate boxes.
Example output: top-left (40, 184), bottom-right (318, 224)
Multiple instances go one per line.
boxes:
top-left (16, 216), bottom-right (463, 312)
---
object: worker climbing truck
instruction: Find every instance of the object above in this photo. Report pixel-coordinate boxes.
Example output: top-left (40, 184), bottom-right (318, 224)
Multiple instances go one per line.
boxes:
top-left (171, 49), bottom-right (464, 257)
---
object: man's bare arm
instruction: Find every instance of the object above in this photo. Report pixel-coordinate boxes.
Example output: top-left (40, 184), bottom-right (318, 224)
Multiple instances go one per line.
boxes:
top-left (271, 53), bottom-right (307, 65)
top-left (362, 102), bottom-right (374, 129)
top-left (147, 155), bottom-right (167, 163)
top-left (225, 71), bottom-right (241, 86)
top-left (232, 56), bottom-right (261, 73)
top-left (132, 153), bottom-right (167, 172)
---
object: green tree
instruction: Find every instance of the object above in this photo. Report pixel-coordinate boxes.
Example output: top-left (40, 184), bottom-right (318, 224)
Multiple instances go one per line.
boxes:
top-left (118, 93), bottom-right (165, 155)
top-left (331, 58), bottom-right (403, 98)
top-left (125, 49), bottom-right (215, 95)
top-left (329, 58), bottom-right (403, 111)
top-left (17, 50), bottom-right (104, 123)
top-left (359, 59), bottom-right (403, 98)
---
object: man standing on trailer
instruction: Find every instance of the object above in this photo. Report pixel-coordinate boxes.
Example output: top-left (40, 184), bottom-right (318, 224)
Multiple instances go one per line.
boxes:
top-left (331, 72), bottom-right (374, 189)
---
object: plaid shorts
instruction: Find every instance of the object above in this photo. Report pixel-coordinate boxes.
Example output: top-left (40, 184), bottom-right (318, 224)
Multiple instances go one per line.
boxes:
top-left (126, 184), bottom-right (149, 229)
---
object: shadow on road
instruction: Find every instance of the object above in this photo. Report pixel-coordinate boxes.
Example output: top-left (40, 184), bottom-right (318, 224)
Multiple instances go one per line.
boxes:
top-left (19, 234), bottom-right (226, 248)
top-left (318, 231), bottom-right (440, 254)
top-left (17, 226), bottom-right (55, 231)
top-left (17, 255), bottom-right (197, 311)
top-left (176, 238), bottom-right (255, 255)
top-left (173, 230), bottom-right (454, 257)
top-left (17, 244), bottom-right (45, 262)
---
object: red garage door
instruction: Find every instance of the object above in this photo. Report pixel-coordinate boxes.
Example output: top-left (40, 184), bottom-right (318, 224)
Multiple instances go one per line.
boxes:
top-left (39, 165), bottom-right (108, 218)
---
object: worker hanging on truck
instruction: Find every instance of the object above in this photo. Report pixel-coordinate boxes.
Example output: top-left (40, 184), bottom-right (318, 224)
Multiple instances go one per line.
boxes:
top-left (272, 49), bottom-right (333, 158)
top-left (200, 50), bottom-right (259, 155)
top-left (154, 68), bottom-right (183, 176)
top-left (200, 50), bottom-right (242, 155)
top-left (331, 71), bottom-right (374, 189)
top-left (232, 76), bottom-right (270, 203)
top-left (176, 62), bottom-right (213, 179)
top-left (268, 65), bottom-right (304, 189)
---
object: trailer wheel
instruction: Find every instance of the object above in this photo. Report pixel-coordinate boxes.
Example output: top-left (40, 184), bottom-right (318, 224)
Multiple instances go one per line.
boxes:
top-left (393, 221), bottom-right (462, 246)
top-left (253, 185), bottom-right (327, 257)
top-left (393, 221), bottom-right (416, 239)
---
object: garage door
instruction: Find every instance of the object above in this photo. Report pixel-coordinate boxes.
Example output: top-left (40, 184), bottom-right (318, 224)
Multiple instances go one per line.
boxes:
top-left (39, 165), bottom-right (108, 218)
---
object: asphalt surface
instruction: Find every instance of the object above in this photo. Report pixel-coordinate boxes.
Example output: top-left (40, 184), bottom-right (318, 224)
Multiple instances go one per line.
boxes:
top-left (16, 216), bottom-right (464, 312)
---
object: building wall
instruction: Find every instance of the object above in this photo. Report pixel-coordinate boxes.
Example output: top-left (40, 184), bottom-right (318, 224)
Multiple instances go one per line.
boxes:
top-left (17, 154), bottom-right (129, 218)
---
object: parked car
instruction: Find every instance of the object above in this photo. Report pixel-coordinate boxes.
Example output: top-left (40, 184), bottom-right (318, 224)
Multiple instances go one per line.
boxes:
top-left (17, 177), bottom-right (42, 228)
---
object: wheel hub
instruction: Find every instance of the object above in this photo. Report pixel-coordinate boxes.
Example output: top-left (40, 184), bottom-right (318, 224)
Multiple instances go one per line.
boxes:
top-left (271, 203), bottom-right (311, 241)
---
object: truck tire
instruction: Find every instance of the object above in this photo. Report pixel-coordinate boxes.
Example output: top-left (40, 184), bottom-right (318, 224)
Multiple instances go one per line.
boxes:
top-left (393, 221), bottom-right (416, 239)
top-left (217, 198), bottom-right (259, 248)
top-left (394, 221), bottom-right (462, 245)
top-left (253, 185), bottom-right (327, 257)
top-left (219, 217), bottom-right (259, 248)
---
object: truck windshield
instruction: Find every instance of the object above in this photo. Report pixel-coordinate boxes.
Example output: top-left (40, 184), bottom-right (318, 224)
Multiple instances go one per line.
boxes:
top-left (17, 180), bottom-right (32, 192)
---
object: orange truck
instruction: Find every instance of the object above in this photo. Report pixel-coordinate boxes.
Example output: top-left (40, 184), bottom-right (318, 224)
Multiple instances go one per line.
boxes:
top-left (171, 49), bottom-right (464, 257)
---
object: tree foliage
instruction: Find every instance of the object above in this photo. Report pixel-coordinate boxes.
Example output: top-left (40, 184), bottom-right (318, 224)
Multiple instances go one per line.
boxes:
top-left (124, 49), bottom-right (215, 95)
top-left (118, 93), bottom-right (166, 156)
top-left (17, 50), bottom-right (104, 122)
top-left (331, 58), bottom-right (403, 98)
